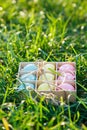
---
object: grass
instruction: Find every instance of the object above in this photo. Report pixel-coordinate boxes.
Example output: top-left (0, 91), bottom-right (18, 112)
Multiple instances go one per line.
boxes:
top-left (0, 0), bottom-right (87, 129)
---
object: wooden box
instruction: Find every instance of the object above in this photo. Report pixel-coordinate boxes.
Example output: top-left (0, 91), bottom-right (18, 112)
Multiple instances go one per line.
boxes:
top-left (17, 61), bottom-right (76, 102)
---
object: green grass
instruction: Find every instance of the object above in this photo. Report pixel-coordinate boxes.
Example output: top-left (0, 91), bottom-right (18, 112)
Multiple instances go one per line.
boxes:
top-left (0, 0), bottom-right (87, 129)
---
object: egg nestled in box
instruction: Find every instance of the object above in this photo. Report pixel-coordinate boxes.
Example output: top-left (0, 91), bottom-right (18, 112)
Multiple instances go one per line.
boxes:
top-left (43, 63), bottom-right (55, 72)
top-left (38, 83), bottom-right (55, 91)
top-left (22, 63), bottom-right (38, 72)
top-left (20, 74), bottom-right (37, 81)
top-left (39, 73), bottom-right (55, 81)
top-left (18, 83), bottom-right (35, 91)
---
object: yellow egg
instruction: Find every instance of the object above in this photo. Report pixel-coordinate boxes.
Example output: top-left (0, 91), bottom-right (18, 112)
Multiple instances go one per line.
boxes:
top-left (38, 83), bottom-right (55, 91)
top-left (43, 63), bottom-right (55, 72)
top-left (39, 73), bottom-right (54, 80)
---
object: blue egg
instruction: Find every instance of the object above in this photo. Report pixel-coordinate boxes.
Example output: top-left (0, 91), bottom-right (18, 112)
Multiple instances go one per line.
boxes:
top-left (18, 83), bottom-right (35, 91)
top-left (23, 64), bottom-right (38, 72)
top-left (20, 74), bottom-right (36, 81)
top-left (17, 84), bottom-right (25, 91)
top-left (25, 83), bottom-right (35, 89)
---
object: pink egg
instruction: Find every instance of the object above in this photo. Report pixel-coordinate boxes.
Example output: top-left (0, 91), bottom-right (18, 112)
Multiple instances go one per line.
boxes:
top-left (56, 83), bottom-right (75, 91)
top-left (58, 72), bottom-right (75, 81)
top-left (58, 64), bottom-right (75, 74)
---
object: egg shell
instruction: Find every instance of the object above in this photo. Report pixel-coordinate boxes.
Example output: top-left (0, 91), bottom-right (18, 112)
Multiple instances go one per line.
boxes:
top-left (58, 72), bottom-right (75, 81)
top-left (38, 83), bottom-right (55, 91)
top-left (18, 83), bottom-right (35, 91)
top-left (25, 83), bottom-right (35, 90)
top-left (22, 64), bottom-right (38, 72)
top-left (43, 63), bottom-right (55, 72)
top-left (58, 64), bottom-right (75, 74)
top-left (56, 83), bottom-right (75, 91)
top-left (39, 73), bottom-right (54, 80)
top-left (20, 74), bottom-right (36, 81)
top-left (18, 84), bottom-right (25, 91)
